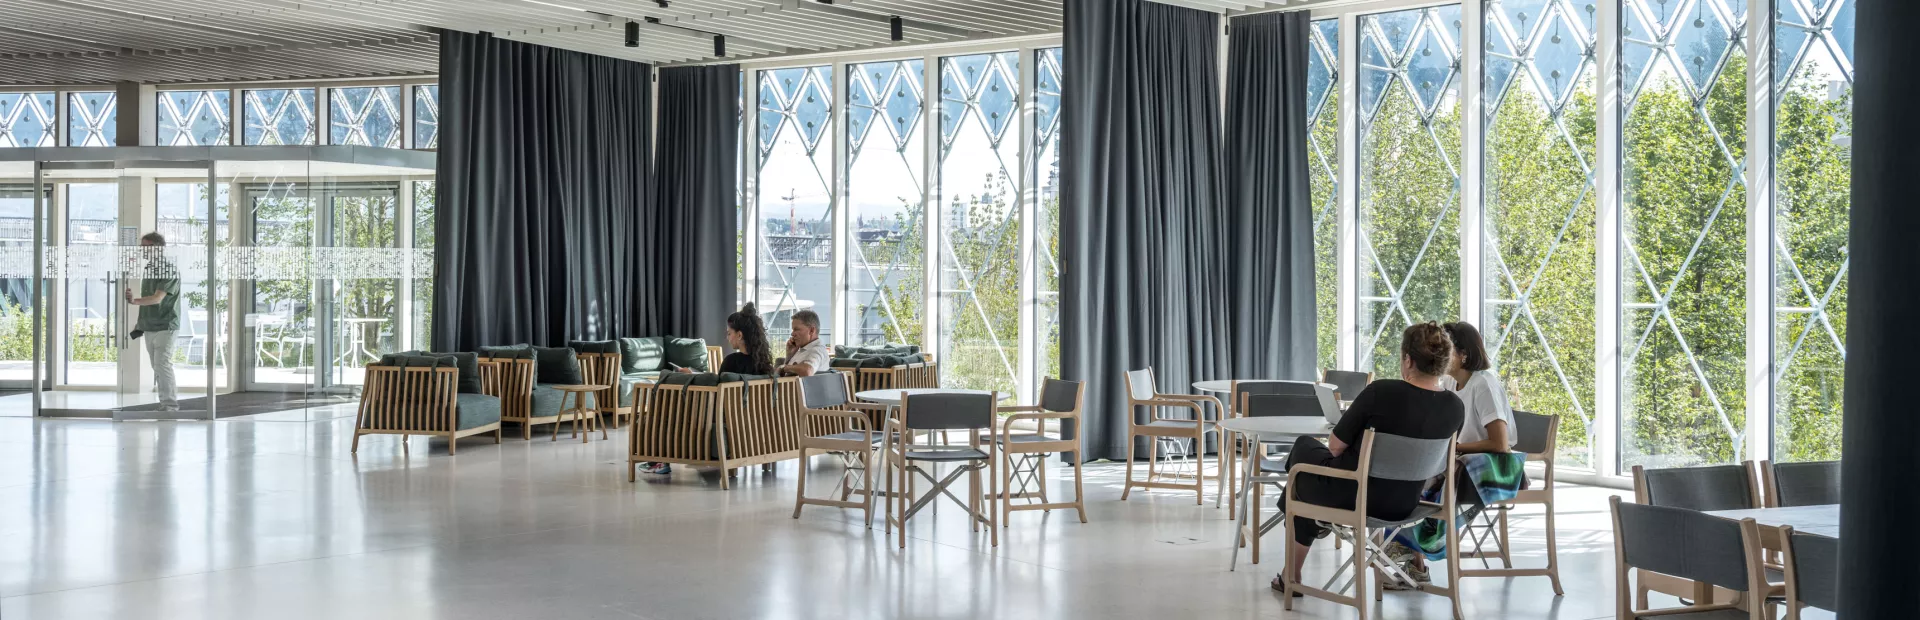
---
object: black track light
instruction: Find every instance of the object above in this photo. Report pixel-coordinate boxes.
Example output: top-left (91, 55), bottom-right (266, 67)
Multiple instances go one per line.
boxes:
top-left (713, 34), bottom-right (726, 57)
top-left (625, 20), bottom-right (639, 47)
top-left (654, 0), bottom-right (669, 7)
top-left (890, 16), bottom-right (903, 41)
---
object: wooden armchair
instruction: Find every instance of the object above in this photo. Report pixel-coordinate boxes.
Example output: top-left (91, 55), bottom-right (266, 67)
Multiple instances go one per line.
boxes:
top-left (577, 351), bottom-right (631, 427)
top-left (353, 364), bottom-right (502, 455)
top-left (850, 359), bottom-right (940, 394)
top-left (793, 372), bottom-right (889, 524)
top-left (1120, 367), bottom-right (1224, 505)
top-left (996, 377), bottom-right (1088, 525)
top-left (1458, 411), bottom-right (1564, 595)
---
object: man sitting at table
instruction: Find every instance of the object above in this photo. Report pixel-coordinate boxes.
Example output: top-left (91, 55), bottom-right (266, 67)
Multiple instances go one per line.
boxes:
top-left (1272, 322), bottom-right (1466, 595)
top-left (778, 310), bottom-right (830, 377)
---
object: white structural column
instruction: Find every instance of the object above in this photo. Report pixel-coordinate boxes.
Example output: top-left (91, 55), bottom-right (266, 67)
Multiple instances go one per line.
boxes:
top-left (742, 75), bottom-right (762, 311)
top-left (1744, 0), bottom-right (1776, 462)
top-left (830, 60), bottom-right (852, 343)
top-left (1459, 0), bottom-right (1485, 330)
top-left (1335, 13), bottom-right (1359, 372)
top-left (919, 55), bottom-right (942, 366)
top-left (1016, 45), bottom-right (1040, 397)
top-left (1592, 0), bottom-right (1622, 476)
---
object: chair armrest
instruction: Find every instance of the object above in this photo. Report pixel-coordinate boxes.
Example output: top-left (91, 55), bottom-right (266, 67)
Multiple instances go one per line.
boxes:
top-left (843, 401), bottom-right (886, 412)
top-left (1286, 463), bottom-right (1360, 483)
top-left (1136, 398), bottom-right (1206, 409)
top-left (1006, 412), bottom-right (1078, 422)
top-left (997, 405), bottom-right (1045, 413)
top-left (1154, 393), bottom-right (1212, 402)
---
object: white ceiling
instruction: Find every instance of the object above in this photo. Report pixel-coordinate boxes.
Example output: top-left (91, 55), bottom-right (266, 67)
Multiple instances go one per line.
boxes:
top-left (0, 0), bottom-right (1322, 86)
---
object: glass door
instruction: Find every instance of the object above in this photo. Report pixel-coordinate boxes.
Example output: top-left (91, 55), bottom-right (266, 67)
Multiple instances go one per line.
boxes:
top-left (34, 161), bottom-right (217, 420)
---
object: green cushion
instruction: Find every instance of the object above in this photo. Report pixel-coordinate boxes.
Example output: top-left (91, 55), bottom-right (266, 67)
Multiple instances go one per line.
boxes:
top-left (530, 384), bottom-right (568, 417)
top-left (830, 358), bottom-right (861, 369)
top-left (531, 346), bottom-right (585, 384)
top-left (619, 371), bottom-right (660, 406)
top-left (664, 337), bottom-right (709, 372)
top-left (454, 393), bottom-right (503, 430)
top-left (406, 350), bottom-right (482, 394)
top-left (717, 372), bottom-right (775, 384)
top-left (379, 353), bottom-right (454, 368)
top-left (478, 344), bottom-right (534, 360)
top-left (835, 344), bottom-right (921, 358)
top-left (621, 337), bottom-right (666, 373)
top-left (568, 339), bottom-right (620, 354)
top-left (657, 371), bottom-right (720, 387)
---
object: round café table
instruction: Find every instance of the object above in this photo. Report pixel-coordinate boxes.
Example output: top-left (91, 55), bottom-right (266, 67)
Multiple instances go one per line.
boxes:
top-left (853, 388), bottom-right (1009, 406)
top-left (1191, 379), bottom-right (1337, 394)
top-left (1217, 416), bottom-right (1335, 571)
top-left (551, 384), bottom-right (608, 443)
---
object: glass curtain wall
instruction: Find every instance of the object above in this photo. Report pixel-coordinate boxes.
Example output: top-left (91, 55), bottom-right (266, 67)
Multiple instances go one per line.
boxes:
top-left (1356, 6), bottom-right (1464, 378)
top-left (1301, 0), bottom-right (1854, 475)
top-left (740, 45), bottom-right (1062, 401)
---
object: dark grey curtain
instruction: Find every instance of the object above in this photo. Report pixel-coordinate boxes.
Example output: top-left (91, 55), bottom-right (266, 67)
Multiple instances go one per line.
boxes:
top-left (654, 65), bottom-right (741, 345)
top-left (433, 31), bottom-right (655, 351)
top-left (1226, 10), bottom-right (1318, 382)
top-left (1844, 1), bottom-right (1920, 614)
top-left (1061, 0), bottom-right (1231, 462)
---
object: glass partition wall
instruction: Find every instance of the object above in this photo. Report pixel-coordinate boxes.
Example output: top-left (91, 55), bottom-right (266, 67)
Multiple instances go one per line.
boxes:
top-left (0, 148), bottom-right (433, 420)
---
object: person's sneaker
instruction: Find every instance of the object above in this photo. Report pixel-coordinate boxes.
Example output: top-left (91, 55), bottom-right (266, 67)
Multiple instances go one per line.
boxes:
top-left (643, 462), bottom-right (672, 475)
top-left (1384, 541), bottom-right (1418, 564)
top-left (1407, 561), bottom-right (1432, 584)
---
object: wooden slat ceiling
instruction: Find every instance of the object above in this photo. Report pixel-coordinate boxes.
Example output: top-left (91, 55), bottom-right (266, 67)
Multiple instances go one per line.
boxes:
top-left (0, 0), bottom-right (1335, 86)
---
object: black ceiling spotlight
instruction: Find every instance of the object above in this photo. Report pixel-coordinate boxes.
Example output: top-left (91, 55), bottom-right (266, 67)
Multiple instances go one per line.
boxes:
top-left (654, 0), bottom-right (669, 6)
top-left (625, 20), bottom-right (639, 47)
top-left (890, 16), bottom-right (903, 41)
top-left (713, 34), bottom-right (726, 57)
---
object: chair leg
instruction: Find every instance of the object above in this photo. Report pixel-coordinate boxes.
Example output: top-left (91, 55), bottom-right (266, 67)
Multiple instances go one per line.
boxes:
top-left (351, 431), bottom-right (361, 453)
top-left (1193, 433), bottom-right (1204, 505)
top-left (1001, 450), bottom-right (1013, 529)
top-left (1250, 484), bottom-right (1262, 563)
top-left (988, 458), bottom-right (998, 547)
top-left (448, 433), bottom-right (457, 455)
top-left (1544, 501), bottom-right (1565, 596)
top-left (792, 447), bottom-right (810, 519)
top-left (1122, 431), bottom-right (1136, 501)
top-left (1498, 508), bottom-right (1513, 568)
top-left (523, 420), bottom-right (532, 440)
top-left (1354, 527), bottom-right (1370, 620)
top-left (969, 465), bottom-right (981, 534)
top-left (1282, 514), bottom-right (1296, 612)
top-left (494, 427), bottom-right (502, 443)
top-left (1038, 456), bottom-right (1051, 506)
top-left (1072, 454), bottom-right (1088, 524)
top-left (401, 434), bottom-right (409, 455)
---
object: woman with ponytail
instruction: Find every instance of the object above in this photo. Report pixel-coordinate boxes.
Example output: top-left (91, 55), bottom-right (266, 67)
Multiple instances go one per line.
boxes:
top-left (719, 303), bottom-right (775, 376)
top-left (1272, 322), bottom-right (1467, 595)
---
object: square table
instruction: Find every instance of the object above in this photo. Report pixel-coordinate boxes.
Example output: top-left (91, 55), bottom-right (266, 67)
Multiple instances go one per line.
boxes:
top-left (1704, 504), bottom-right (1839, 550)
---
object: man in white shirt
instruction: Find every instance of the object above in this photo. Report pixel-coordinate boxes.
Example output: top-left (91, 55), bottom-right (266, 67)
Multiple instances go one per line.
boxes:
top-left (779, 310), bottom-right (830, 377)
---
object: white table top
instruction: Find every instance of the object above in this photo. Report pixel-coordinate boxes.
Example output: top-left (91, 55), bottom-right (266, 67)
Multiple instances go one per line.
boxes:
top-left (1192, 379), bottom-right (1336, 393)
top-left (1705, 504), bottom-right (1840, 538)
top-left (1216, 416), bottom-right (1334, 440)
top-left (853, 388), bottom-right (1008, 405)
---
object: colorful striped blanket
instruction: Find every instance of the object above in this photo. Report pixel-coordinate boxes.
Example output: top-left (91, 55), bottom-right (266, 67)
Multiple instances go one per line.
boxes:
top-left (1389, 451), bottom-right (1529, 561)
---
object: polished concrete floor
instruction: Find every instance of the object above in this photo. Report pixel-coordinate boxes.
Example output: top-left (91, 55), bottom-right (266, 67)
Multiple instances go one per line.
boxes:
top-left (2, 406), bottom-right (1696, 619)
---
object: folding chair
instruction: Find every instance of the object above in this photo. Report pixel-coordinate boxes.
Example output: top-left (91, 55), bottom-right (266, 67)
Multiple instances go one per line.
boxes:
top-left (1230, 386), bottom-right (1323, 565)
top-left (1760, 460), bottom-right (1840, 507)
top-left (1457, 410), bottom-right (1564, 595)
top-left (1630, 463), bottom-right (1766, 609)
top-left (1320, 369), bottom-right (1372, 403)
top-left (884, 391), bottom-right (999, 549)
top-left (1778, 527), bottom-right (1838, 620)
top-left (994, 378), bottom-right (1088, 526)
top-left (1120, 368), bottom-right (1224, 505)
top-left (793, 372), bottom-right (889, 525)
top-left (1609, 497), bottom-right (1772, 620)
top-left (1281, 430), bottom-right (1464, 620)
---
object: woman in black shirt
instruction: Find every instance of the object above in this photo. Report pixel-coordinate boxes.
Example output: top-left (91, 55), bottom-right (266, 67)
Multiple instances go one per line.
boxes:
top-left (1274, 322), bottom-right (1466, 594)
top-left (717, 303), bottom-right (775, 376)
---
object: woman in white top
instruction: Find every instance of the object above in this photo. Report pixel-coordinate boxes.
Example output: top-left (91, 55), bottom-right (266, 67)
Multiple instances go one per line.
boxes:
top-left (1441, 321), bottom-right (1515, 454)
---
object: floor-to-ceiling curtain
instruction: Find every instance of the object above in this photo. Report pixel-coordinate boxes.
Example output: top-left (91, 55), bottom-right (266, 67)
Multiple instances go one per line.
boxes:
top-left (1843, 1), bottom-right (1920, 614)
top-left (433, 31), bottom-right (655, 350)
top-left (1225, 10), bottom-right (1317, 382)
top-left (1061, 0), bottom-right (1230, 462)
top-left (653, 65), bottom-right (740, 345)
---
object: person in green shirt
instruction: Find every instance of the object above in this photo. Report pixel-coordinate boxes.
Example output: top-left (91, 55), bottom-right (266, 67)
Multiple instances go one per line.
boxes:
top-left (123, 232), bottom-right (180, 411)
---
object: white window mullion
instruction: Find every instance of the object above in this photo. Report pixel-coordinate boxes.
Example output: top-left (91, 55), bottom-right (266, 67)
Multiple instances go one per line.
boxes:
top-left (1594, 0), bottom-right (1623, 477)
top-left (1017, 44), bottom-right (1040, 396)
top-left (1745, 0), bottom-right (1777, 463)
top-left (1460, 1), bottom-right (1485, 330)
top-left (920, 54), bottom-right (942, 367)
top-left (830, 61), bottom-right (852, 345)
top-left (1336, 13), bottom-right (1359, 372)
top-left (743, 74), bottom-right (762, 310)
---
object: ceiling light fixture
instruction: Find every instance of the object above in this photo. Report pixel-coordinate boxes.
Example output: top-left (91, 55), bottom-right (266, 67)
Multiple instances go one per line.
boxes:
top-left (713, 35), bottom-right (726, 57)
top-left (625, 20), bottom-right (639, 47)
top-left (890, 16), bottom-right (903, 41)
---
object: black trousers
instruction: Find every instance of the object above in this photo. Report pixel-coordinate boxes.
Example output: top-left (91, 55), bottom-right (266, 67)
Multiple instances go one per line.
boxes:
top-left (1279, 435), bottom-right (1423, 547)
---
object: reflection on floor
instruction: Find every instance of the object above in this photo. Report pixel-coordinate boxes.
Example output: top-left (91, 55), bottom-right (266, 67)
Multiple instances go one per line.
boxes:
top-left (0, 408), bottom-right (1834, 620)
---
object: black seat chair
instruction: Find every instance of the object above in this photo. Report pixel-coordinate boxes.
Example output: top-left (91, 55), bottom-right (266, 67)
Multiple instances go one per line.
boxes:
top-left (994, 378), bottom-right (1088, 526)
top-left (793, 372), bottom-right (888, 525)
top-left (1458, 410), bottom-right (1564, 595)
top-left (1610, 497), bottom-right (1772, 620)
top-left (1631, 463), bottom-right (1766, 608)
top-left (1321, 369), bottom-right (1373, 403)
top-left (1779, 528), bottom-right (1839, 620)
top-left (1760, 460), bottom-right (1840, 507)
top-left (1235, 390), bottom-right (1326, 565)
top-left (884, 391), bottom-right (1000, 549)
